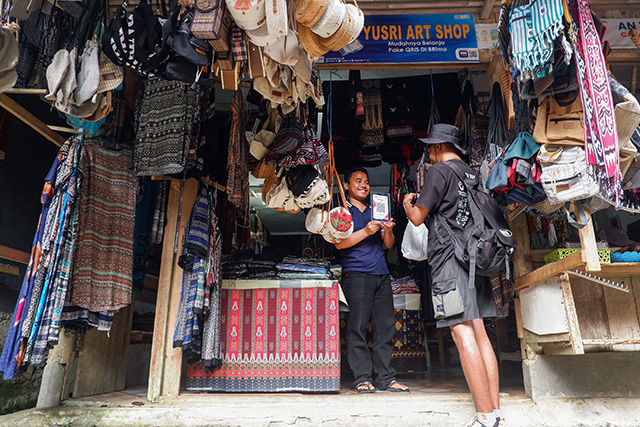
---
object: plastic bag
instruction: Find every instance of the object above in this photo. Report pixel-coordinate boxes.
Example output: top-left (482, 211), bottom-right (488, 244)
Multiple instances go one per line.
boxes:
top-left (401, 222), bottom-right (429, 261)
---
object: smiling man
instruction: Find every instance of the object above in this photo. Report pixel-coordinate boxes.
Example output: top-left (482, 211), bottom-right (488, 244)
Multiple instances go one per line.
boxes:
top-left (334, 167), bottom-right (409, 394)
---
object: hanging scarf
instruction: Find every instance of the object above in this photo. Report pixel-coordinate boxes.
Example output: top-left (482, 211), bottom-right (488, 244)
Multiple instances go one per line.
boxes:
top-left (510, 0), bottom-right (564, 80)
top-left (568, 0), bottom-right (621, 204)
top-left (497, 0), bottom-right (511, 63)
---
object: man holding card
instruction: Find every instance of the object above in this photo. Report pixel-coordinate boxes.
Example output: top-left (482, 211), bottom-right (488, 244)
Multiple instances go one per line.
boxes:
top-left (334, 167), bottom-right (409, 394)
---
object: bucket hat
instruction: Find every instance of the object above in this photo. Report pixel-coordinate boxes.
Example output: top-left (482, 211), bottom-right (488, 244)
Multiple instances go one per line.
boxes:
top-left (97, 53), bottom-right (124, 93)
top-left (418, 123), bottom-right (467, 155)
top-left (45, 49), bottom-right (70, 101)
top-left (0, 68), bottom-right (17, 93)
top-left (74, 40), bottom-right (100, 105)
top-left (295, 0), bottom-right (330, 27)
top-left (311, 0), bottom-right (345, 38)
top-left (0, 27), bottom-right (19, 73)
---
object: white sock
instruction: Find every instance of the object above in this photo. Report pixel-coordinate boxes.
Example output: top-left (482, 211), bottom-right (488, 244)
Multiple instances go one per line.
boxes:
top-left (476, 412), bottom-right (496, 426)
top-left (493, 409), bottom-right (501, 419)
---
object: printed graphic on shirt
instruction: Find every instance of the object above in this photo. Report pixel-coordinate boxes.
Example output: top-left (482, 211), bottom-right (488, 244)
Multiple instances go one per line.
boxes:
top-left (455, 180), bottom-right (470, 227)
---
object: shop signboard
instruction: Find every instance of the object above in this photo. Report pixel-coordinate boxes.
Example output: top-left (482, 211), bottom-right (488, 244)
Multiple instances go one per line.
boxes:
top-left (601, 19), bottom-right (640, 49)
top-left (318, 14), bottom-right (479, 65)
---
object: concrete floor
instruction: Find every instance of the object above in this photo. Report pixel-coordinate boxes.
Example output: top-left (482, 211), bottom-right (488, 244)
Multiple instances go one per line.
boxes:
top-left (2, 363), bottom-right (640, 426)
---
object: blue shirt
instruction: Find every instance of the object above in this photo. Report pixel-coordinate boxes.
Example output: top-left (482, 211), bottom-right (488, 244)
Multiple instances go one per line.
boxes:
top-left (340, 203), bottom-right (390, 275)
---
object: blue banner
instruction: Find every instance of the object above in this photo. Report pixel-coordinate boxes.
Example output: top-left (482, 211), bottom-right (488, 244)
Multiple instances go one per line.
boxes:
top-left (318, 14), bottom-right (479, 65)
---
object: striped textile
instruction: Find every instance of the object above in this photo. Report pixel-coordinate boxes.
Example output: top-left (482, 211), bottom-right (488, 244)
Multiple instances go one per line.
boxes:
top-left (68, 141), bottom-right (137, 312)
top-left (201, 209), bottom-right (223, 369)
top-left (510, 0), bottom-right (564, 81)
top-left (60, 306), bottom-right (115, 331)
top-left (568, 0), bottom-right (621, 203)
top-left (183, 186), bottom-right (211, 258)
top-left (134, 77), bottom-right (196, 176)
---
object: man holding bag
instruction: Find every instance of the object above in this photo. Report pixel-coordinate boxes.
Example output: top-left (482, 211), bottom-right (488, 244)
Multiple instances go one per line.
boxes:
top-left (335, 167), bottom-right (409, 394)
top-left (404, 124), bottom-right (501, 427)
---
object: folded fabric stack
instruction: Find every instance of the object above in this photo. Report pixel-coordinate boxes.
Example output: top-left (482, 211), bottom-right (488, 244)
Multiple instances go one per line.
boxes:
top-left (391, 276), bottom-right (420, 295)
top-left (222, 253), bottom-right (281, 279)
top-left (277, 257), bottom-right (332, 279)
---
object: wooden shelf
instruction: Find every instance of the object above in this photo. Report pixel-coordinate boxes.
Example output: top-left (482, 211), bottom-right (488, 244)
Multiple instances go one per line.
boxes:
top-left (515, 250), bottom-right (588, 291)
top-left (576, 262), bottom-right (640, 279)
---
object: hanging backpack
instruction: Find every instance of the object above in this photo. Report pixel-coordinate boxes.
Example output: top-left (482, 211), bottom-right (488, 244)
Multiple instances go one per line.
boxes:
top-left (433, 161), bottom-right (517, 289)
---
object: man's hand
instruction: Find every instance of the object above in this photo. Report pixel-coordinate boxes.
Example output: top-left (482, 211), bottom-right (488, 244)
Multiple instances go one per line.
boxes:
top-left (381, 219), bottom-right (396, 232)
top-left (403, 193), bottom-right (417, 209)
top-left (365, 221), bottom-right (382, 235)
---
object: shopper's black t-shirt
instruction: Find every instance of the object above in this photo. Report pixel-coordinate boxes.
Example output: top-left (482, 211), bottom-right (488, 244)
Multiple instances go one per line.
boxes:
top-left (415, 159), bottom-right (472, 273)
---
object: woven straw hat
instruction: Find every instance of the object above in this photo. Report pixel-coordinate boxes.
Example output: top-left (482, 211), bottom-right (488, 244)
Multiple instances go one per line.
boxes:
top-left (298, 25), bottom-right (329, 57)
top-left (345, 3), bottom-right (364, 44)
top-left (321, 3), bottom-right (356, 51)
top-left (295, 0), bottom-right (329, 27)
top-left (226, 0), bottom-right (267, 30)
top-left (305, 206), bottom-right (329, 234)
top-left (266, 0), bottom-right (288, 41)
top-left (311, 0), bottom-right (346, 38)
top-left (246, 22), bottom-right (285, 47)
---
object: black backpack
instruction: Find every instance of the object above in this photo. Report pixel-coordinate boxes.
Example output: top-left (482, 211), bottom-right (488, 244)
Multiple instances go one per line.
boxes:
top-left (433, 161), bottom-right (517, 288)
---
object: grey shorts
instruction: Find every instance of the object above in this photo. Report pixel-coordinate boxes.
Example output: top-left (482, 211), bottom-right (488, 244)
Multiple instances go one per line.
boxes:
top-left (432, 256), bottom-right (496, 328)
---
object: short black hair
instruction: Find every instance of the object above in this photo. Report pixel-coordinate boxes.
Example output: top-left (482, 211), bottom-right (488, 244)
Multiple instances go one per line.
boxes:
top-left (344, 167), bottom-right (369, 183)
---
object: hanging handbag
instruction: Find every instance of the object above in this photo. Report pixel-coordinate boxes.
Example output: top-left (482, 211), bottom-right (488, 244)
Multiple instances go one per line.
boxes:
top-left (533, 91), bottom-right (584, 146)
top-left (538, 145), bottom-right (600, 204)
top-left (208, 9), bottom-right (232, 52)
top-left (191, 0), bottom-right (225, 40)
top-left (230, 24), bottom-right (248, 61)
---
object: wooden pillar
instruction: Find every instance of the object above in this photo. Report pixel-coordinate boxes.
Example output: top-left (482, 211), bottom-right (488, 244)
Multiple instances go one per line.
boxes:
top-left (574, 204), bottom-right (601, 272)
top-left (148, 178), bottom-right (199, 402)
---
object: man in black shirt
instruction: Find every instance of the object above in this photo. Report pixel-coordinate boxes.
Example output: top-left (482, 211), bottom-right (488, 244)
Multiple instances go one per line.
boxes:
top-left (404, 124), bottom-right (500, 427)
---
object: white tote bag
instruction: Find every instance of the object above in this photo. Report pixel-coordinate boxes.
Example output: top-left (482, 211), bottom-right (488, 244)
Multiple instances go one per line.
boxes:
top-left (401, 222), bottom-right (429, 261)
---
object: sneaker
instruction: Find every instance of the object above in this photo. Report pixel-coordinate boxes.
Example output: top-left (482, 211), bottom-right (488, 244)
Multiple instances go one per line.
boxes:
top-left (465, 416), bottom-right (499, 427)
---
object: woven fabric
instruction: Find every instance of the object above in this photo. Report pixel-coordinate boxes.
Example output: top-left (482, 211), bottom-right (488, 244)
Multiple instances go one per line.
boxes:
top-left (230, 24), bottom-right (248, 61)
top-left (568, 0), bottom-right (621, 203)
top-left (510, 3), bottom-right (553, 80)
top-left (361, 79), bottom-right (384, 148)
top-left (68, 141), bottom-right (137, 312)
top-left (226, 91), bottom-right (249, 208)
top-left (59, 306), bottom-right (114, 331)
top-left (174, 257), bottom-right (206, 358)
top-left (0, 138), bottom-right (71, 379)
top-left (134, 77), bottom-right (196, 176)
top-left (183, 186), bottom-right (211, 258)
top-left (26, 140), bottom-right (82, 366)
top-left (186, 283), bottom-right (340, 392)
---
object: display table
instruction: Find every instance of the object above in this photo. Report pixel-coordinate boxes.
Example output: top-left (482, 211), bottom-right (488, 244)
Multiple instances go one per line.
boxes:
top-left (186, 279), bottom-right (340, 393)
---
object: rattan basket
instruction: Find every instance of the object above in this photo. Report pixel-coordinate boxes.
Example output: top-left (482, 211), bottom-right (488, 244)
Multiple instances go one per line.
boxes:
top-left (298, 25), bottom-right (330, 57)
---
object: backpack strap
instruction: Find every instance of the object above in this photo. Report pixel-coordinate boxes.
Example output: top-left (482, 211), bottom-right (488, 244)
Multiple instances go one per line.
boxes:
top-left (441, 161), bottom-right (513, 286)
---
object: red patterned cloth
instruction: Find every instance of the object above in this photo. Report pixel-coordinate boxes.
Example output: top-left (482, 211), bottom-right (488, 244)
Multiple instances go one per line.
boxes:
top-left (186, 282), bottom-right (340, 392)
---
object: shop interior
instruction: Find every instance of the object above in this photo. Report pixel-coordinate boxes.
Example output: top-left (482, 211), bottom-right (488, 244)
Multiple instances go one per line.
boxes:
top-left (2, 45), bottom-right (640, 402)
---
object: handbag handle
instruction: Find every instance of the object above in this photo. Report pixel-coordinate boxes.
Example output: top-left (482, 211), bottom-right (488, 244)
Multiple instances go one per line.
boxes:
top-left (195, 0), bottom-right (220, 13)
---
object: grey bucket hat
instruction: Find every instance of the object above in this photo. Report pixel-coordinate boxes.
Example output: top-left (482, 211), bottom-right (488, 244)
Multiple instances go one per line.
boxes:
top-left (418, 123), bottom-right (467, 155)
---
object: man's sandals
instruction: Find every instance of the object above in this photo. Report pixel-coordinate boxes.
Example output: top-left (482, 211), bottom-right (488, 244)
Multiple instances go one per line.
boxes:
top-left (380, 380), bottom-right (410, 393)
top-left (354, 381), bottom-right (376, 394)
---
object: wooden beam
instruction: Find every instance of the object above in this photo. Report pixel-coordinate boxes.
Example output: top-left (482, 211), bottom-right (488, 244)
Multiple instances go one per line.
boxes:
top-left (560, 273), bottom-right (584, 355)
top-left (148, 177), bottom-right (199, 402)
top-left (515, 250), bottom-right (586, 291)
top-left (0, 94), bottom-right (65, 147)
top-left (0, 244), bottom-right (30, 264)
top-left (480, 0), bottom-right (495, 19)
